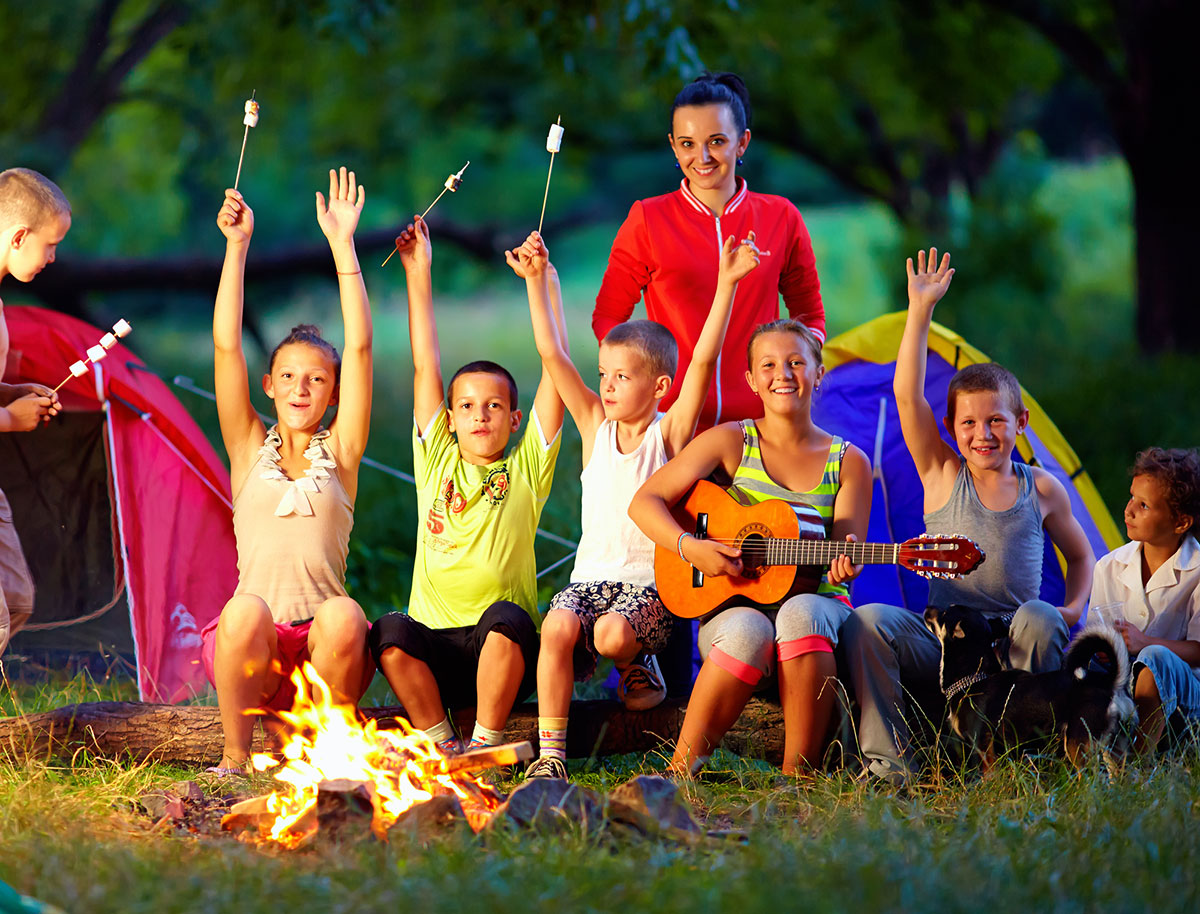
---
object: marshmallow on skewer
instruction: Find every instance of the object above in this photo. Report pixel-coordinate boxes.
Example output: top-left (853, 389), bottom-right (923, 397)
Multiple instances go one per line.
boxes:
top-left (69, 360), bottom-right (88, 378)
top-left (234, 93), bottom-right (260, 191)
top-left (243, 99), bottom-right (260, 127)
top-left (99, 332), bottom-right (118, 350)
top-left (112, 318), bottom-right (132, 337)
top-left (538, 116), bottom-right (563, 235)
top-left (382, 162), bottom-right (472, 266)
top-left (87, 345), bottom-right (107, 363)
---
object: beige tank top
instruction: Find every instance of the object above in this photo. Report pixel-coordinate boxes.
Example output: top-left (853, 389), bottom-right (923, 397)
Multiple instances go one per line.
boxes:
top-left (232, 426), bottom-right (354, 623)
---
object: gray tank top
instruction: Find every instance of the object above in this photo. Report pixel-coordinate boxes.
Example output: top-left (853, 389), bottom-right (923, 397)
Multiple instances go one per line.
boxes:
top-left (925, 460), bottom-right (1042, 614)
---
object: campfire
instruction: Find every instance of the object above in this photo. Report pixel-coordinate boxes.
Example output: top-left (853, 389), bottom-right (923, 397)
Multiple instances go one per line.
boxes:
top-left (221, 663), bottom-right (531, 847)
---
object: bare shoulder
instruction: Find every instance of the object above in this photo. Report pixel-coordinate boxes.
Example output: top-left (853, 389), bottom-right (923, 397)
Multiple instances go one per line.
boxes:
top-left (1031, 464), bottom-right (1071, 512)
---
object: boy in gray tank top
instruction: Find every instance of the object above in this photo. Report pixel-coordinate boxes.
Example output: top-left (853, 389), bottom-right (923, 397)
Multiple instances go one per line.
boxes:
top-left (841, 249), bottom-right (1095, 785)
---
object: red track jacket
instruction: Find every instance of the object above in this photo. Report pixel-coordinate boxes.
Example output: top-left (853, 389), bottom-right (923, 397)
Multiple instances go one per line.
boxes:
top-left (593, 178), bottom-right (824, 430)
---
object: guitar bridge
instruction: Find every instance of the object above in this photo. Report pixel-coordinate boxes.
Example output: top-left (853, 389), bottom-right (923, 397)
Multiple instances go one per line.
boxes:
top-left (692, 512), bottom-right (708, 588)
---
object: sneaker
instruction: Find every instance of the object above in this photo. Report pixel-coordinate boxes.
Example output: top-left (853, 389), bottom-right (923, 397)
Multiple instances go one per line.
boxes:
top-left (435, 735), bottom-right (465, 757)
top-left (617, 653), bottom-right (667, 711)
top-left (524, 755), bottom-right (568, 780)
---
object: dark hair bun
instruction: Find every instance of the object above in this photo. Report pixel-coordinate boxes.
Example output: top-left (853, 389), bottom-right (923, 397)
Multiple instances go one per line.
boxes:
top-left (670, 71), bottom-right (752, 133)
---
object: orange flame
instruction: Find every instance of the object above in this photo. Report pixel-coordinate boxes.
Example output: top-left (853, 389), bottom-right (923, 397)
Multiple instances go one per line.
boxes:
top-left (244, 663), bottom-right (500, 847)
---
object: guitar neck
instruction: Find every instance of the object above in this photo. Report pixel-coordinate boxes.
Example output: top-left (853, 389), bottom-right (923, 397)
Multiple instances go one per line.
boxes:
top-left (761, 539), bottom-right (900, 567)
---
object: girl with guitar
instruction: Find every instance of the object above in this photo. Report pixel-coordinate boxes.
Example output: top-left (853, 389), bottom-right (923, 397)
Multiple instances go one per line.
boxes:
top-left (630, 319), bottom-right (871, 776)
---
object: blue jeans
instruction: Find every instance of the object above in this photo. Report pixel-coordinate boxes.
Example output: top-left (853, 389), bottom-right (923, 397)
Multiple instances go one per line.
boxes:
top-left (1135, 644), bottom-right (1200, 720)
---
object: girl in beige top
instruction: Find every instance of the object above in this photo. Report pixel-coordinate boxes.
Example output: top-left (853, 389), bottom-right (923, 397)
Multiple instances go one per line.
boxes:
top-left (206, 168), bottom-right (374, 775)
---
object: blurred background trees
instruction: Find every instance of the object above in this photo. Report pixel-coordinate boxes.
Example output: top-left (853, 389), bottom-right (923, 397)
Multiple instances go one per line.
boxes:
top-left (1, 0), bottom-right (1195, 611)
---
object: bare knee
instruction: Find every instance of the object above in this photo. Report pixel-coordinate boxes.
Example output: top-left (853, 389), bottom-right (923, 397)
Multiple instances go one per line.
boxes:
top-left (593, 613), bottom-right (637, 658)
top-left (216, 595), bottom-right (274, 652)
top-left (311, 596), bottom-right (368, 653)
top-left (482, 629), bottom-right (522, 659)
top-left (540, 609), bottom-right (582, 654)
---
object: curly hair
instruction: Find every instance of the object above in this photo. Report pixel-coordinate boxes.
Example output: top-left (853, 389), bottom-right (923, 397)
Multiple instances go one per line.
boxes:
top-left (1132, 447), bottom-right (1200, 534)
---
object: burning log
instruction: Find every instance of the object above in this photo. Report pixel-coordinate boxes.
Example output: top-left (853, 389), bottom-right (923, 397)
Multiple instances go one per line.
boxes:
top-left (0, 697), bottom-right (788, 765)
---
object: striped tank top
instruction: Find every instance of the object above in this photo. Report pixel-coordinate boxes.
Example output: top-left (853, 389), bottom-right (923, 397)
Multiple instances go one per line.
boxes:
top-left (728, 419), bottom-right (849, 600)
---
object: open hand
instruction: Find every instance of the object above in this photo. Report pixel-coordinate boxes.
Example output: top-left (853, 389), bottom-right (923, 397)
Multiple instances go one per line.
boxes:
top-left (504, 231), bottom-right (549, 279)
top-left (827, 534), bottom-right (863, 586)
top-left (718, 231), bottom-right (761, 284)
top-left (906, 247), bottom-right (954, 314)
top-left (316, 166), bottom-right (365, 244)
top-left (393, 214), bottom-right (432, 272)
top-left (216, 189), bottom-right (254, 245)
top-left (681, 536), bottom-right (743, 578)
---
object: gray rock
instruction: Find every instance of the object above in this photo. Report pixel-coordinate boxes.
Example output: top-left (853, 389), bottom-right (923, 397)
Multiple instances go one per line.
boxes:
top-left (607, 775), bottom-right (704, 841)
top-left (488, 778), bottom-right (605, 832)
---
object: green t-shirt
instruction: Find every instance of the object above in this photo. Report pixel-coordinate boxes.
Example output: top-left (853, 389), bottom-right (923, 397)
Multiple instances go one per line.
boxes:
top-left (408, 408), bottom-right (561, 629)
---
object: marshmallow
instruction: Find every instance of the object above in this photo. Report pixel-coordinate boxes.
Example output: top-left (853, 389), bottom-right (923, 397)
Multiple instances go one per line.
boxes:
top-left (112, 318), bottom-right (132, 337)
top-left (443, 173), bottom-right (461, 192)
top-left (87, 345), bottom-right (107, 362)
top-left (99, 332), bottom-right (118, 350)
top-left (546, 122), bottom-right (564, 153)
top-left (69, 360), bottom-right (88, 378)
top-left (243, 99), bottom-right (259, 128)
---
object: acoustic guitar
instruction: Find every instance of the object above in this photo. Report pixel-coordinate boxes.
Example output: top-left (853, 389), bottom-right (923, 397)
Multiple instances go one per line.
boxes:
top-left (654, 480), bottom-right (985, 618)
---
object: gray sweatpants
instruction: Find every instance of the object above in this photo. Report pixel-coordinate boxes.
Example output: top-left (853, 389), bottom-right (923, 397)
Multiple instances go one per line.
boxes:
top-left (841, 600), bottom-right (1069, 783)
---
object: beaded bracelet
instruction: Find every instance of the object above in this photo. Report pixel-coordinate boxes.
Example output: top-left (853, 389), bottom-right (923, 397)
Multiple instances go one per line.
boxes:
top-left (677, 531), bottom-right (693, 561)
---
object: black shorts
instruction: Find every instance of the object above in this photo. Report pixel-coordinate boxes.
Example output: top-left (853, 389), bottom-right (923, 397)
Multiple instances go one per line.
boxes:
top-left (367, 601), bottom-right (539, 710)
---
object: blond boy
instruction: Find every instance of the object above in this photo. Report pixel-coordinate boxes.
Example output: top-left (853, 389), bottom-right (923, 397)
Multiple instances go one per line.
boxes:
top-left (0, 167), bottom-right (69, 654)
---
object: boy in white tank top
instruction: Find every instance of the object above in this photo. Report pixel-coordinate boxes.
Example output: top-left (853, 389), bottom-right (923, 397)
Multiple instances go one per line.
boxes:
top-left (521, 229), bottom-right (762, 779)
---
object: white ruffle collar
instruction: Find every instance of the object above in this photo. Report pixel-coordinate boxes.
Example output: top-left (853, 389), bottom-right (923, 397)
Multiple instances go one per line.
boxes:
top-left (257, 426), bottom-right (337, 517)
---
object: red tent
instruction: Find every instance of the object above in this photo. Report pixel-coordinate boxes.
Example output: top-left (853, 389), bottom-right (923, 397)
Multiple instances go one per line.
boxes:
top-left (2, 305), bottom-right (237, 701)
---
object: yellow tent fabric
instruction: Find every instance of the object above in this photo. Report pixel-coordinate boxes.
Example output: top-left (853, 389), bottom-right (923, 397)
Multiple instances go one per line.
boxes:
top-left (823, 311), bottom-right (1122, 554)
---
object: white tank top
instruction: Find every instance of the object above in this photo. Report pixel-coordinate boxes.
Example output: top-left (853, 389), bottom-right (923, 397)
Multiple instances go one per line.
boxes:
top-left (570, 417), bottom-right (667, 587)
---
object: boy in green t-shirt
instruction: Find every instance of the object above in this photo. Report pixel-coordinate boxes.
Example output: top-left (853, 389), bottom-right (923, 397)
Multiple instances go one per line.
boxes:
top-left (368, 218), bottom-right (564, 753)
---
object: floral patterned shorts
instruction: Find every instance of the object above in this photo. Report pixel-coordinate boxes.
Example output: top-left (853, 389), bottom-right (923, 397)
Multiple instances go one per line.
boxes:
top-left (547, 580), bottom-right (673, 681)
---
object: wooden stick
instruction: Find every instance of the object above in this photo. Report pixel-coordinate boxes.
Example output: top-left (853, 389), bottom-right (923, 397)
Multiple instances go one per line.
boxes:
top-left (438, 740), bottom-right (534, 775)
top-left (537, 116), bottom-right (562, 236)
top-left (233, 125), bottom-right (250, 191)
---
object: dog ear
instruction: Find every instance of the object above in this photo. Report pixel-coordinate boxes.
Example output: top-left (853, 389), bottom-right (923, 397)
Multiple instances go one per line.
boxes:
top-left (923, 605), bottom-right (942, 635)
top-left (987, 615), bottom-right (1010, 641)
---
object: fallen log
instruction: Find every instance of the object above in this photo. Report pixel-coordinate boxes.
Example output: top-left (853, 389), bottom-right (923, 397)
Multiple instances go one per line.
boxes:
top-left (0, 698), bottom-right (788, 767)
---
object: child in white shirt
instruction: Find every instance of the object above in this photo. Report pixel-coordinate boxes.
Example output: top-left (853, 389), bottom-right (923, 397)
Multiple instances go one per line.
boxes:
top-left (1091, 447), bottom-right (1200, 752)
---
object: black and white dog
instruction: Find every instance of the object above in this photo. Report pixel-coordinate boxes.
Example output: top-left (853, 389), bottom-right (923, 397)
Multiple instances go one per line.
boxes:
top-left (924, 605), bottom-right (1136, 769)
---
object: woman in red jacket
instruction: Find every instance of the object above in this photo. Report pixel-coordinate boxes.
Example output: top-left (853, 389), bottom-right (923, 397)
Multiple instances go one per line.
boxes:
top-left (593, 72), bottom-right (825, 432)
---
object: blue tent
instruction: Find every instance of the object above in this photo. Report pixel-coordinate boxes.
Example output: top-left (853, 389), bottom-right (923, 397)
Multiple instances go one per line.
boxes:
top-left (814, 311), bottom-right (1121, 623)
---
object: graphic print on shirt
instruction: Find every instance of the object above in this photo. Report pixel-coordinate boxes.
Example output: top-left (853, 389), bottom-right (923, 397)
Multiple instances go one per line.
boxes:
top-left (483, 465), bottom-right (510, 506)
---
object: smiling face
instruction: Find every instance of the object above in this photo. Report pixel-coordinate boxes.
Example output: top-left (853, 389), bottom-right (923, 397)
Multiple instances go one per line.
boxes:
top-left (262, 342), bottom-right (339, 432)
top-left (1125, 474), bottom-right (1190, 548)
top-left (744, 330), bottom-right (823, 415)
top-left (597, 342), bottom-right (670, 423)
top-left (944, 390), bottom-right (1028, 472)
top-left (669, 103), bottom-right (750, 199)
top-left (3, 211), bottom-right (70, 282)
top-left (447, 371), bottom-right (522, 465)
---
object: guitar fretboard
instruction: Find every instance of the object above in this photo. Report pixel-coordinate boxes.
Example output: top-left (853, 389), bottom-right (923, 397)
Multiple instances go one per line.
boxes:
top-left (761, 539), bottom-right (900, 566)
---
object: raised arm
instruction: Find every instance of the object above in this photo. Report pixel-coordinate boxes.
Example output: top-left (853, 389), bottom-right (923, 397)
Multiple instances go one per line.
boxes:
top-left (213, 189), bottom-right (266, 483)
top-left (628, 425), bottom-right (745, 578)
top-left (316, 167), bottom-right (371, 470)
top-left (397, 215), bottom-right (443, 434)
top-left (1036, 468), bottom-right (1095, 627)
top-left (506, 232), bottom-right (602, 446)
top-left (894, 248), bottom-right (958, 497)
top-left (661, 233), bottom-right (758, 454)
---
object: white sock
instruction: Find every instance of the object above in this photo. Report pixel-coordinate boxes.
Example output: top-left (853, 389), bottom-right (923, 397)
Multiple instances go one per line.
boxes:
top-left (425, 716), bottom-right (455, 744)
top-left (471, 722), bottom-right (505, 747)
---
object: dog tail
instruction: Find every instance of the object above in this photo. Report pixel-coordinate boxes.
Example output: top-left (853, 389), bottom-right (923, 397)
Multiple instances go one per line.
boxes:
top-left (1065, 622), bottom-right (1132, 689)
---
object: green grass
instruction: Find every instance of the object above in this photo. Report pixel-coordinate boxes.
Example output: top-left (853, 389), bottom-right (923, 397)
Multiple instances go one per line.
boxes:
top-left (1, 732), bottom-right (1197, 913)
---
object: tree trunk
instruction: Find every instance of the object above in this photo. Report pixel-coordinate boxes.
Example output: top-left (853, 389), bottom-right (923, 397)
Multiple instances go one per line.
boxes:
top-left (0, 698), bottom-right (789, 768)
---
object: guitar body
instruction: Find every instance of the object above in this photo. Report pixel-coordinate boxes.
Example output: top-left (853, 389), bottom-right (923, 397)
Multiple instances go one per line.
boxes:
top-left (655, 480), bottom-right (824, 619)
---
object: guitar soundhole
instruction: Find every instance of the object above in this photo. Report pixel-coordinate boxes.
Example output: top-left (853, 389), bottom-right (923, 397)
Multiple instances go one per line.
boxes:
top-left (737, 528), bottom-right (770, 579)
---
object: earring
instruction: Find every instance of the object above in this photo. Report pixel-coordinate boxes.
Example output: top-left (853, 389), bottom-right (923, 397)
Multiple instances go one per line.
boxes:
top-left (737, 157), bottom-right (744, 166)
top-left (674, 162), bottom-right (680, 169)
